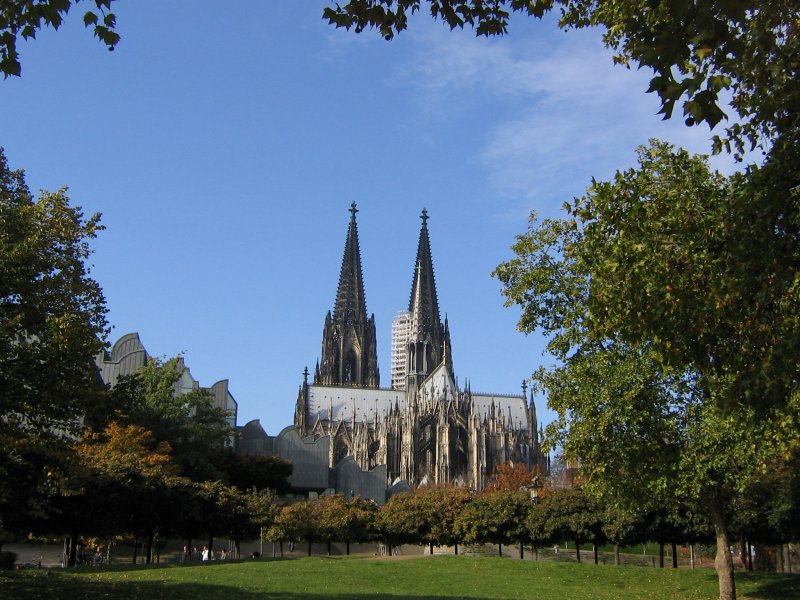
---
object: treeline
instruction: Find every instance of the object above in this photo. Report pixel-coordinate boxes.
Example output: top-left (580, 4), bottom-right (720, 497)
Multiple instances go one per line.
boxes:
top-left (2, 355), bottom-right (291, 567)
top-left (0, 149), bottom-right (292, 568)
top-left (267, 472), bottom-right (798, 572)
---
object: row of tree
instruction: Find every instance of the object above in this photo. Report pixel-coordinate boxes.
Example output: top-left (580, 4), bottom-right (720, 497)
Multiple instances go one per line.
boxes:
top-left (268, 470), bottom-right (797, 571)
top-left (0, 197), bottom-right (292, 564)
top-left (16, 420), bottom-right (287, 566)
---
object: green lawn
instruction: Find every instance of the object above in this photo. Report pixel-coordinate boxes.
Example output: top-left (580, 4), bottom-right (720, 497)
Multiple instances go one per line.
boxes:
top-left (2, 555), bottom-right (799, 599)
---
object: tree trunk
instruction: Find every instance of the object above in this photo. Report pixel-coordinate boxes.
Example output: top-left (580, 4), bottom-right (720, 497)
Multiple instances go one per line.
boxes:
top-left (307, 539), bottom-right (312, 556)
top-left (498, 543), bottom-right (502, 556)
top-left (346, 540), bottom-right (350, 556)
top-left (575, 542), bottom-right (581, 563)
top-left (614, 544), bottom-right (620, 566)
top-left (690, 544), bottom-right (695, 569)
top-left (454, 543), bottom-right (458, 555)
top-left (593, 542), bottom-right (598, 564)
top-left (146, 533), bottom-right (155, 564)
top-left (429, 542), bottom-right (434, 555)
top-left (747, 541), bottom-right (753, 571)
top-left (659, 542), bottom-right (665, 568)
top-left (672, 542), bottom-right (678, 568)
top-left (519, 541), bottom-right (524, 560)
top-left (279, 540), bottom-right (283, 557)
top-left (68, 531), bottom-right (79, 567)
top-left (710, 504), bottom-right (737, 600)
top-left (327, 540), bottom-right (332, 556)
top-left (132, 539), bottom-right (138, 565)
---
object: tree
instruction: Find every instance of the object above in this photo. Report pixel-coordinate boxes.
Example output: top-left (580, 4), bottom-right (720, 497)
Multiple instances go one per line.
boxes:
top-left (209, 449), bottom-right (292, 495)
top-left (455, 490), bottom-right (530, 558)
top-left (48, 423), bottom-right (173, 566)
top-left (533, 487), bottom-right (604, 564)
top-left (493, 140), bottom-right (800, 599)
top-left (247, 488), bottom-right (280, 558)
top-left (323, 0), bottom-right (799, 155)
top-left (170, 477), bottom-right (209, 556)
top-left (0, 0), bottom-right (120, 77)
top-left (0, 147), bottom-right (108, 439)
top-left (484, 462), bottom-right (536, 493)
top-left (731, 455), bottom-right (800, 571)
top-left (373, 492), bottom-right (423, 552)
top-left (275, 501), bottom-right (319, 556)
top-left (0, 147), bottom-right (108, 541)
top-left (112, 356), bottom-right (235, 481)
top-left (415, 486), bottom-right (472, 554)
top-left (314, 494), bottom-right (377, 555)
top-left (198, 481), bottom-right (251, 557)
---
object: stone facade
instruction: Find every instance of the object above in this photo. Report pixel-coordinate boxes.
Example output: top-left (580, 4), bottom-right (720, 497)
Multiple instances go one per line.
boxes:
top-left (295, 205), bottom-right (547, 491)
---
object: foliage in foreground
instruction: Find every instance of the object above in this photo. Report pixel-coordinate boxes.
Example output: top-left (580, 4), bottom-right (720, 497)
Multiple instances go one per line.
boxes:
top-left (493, 139), bottom-right (800, 600)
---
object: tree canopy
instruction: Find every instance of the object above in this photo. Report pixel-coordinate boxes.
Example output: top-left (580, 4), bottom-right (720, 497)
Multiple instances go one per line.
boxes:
top-left (0, 147), bottom-right (108, 439)
top-left (493, 140), bottom-right (800, 599)
top-left (0, 147), bottom-right (108, 539)
top-left (110, 356), bottom-right (235, 481)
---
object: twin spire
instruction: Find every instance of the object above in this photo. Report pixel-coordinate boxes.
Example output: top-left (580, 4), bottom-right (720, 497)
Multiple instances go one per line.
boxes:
top-left (316, 204), bottom-right (452, 390)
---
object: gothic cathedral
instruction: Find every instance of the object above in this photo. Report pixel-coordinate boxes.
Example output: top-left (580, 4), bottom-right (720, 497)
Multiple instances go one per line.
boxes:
top-left (294, 204), bottom-right (545, 490)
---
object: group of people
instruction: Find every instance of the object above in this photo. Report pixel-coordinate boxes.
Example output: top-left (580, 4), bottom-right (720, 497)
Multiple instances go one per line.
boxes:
top-left (180, 545), bottom-right (228, 562)
top-left (67, 544), bottom-right (104, 567)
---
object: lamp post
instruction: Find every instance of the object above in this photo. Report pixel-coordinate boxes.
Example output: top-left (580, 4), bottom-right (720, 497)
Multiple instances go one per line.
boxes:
top-left (528, 475), bottom-right (542, 505)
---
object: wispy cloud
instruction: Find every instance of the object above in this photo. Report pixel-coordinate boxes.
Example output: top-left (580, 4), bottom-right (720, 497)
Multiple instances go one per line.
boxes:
top-left (389, 22), bottom-right (740, 218)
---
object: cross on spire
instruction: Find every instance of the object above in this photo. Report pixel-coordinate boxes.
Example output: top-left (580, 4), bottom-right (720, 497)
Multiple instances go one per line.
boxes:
top-left (420, 207), bottom-right (428, 226)
top-left (350, 202), bottom-right (358, 221)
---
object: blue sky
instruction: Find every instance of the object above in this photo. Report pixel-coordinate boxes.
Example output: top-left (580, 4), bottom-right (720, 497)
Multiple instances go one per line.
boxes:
top-left (1, 3), bottom-right (740, 435)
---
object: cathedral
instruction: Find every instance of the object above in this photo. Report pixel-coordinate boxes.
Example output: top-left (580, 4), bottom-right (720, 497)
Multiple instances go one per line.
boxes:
top-left (293, 204), bottom-right (546, 491)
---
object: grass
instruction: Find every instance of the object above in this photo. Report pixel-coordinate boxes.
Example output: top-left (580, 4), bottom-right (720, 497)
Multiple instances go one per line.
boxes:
top-left (2, 555), bottom-right (799, 599)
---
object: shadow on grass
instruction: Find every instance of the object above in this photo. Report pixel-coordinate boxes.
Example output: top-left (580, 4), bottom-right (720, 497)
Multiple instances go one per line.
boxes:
top-left (4, 560), bottom-right (800, 600)
top-left (736, 571), bottom-right (800, 600)
top-left (0, 565), bottom-right (483, 600)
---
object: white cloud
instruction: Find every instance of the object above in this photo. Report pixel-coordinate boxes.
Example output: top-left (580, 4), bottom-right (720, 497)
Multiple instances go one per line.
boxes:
top-left (391, 21), bottom-right (744, 218)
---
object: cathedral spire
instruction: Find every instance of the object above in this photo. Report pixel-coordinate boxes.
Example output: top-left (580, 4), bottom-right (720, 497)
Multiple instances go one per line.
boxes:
top-left (408, 208), bottom-right (441, 329)
top-left (334, 202), bottom-right (367, 325)
top-left (314, 203), bottom-right (380, 387)
top-left (406, 209), bottom-right (453, 386)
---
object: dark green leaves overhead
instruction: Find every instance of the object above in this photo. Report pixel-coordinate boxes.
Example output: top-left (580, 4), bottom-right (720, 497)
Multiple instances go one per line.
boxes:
top-left (0, 0), bottom-right (120, 77)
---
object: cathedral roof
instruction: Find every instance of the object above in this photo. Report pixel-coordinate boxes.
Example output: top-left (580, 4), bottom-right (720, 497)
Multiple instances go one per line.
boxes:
top-left (308, 385), bottom-right (406, 424)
